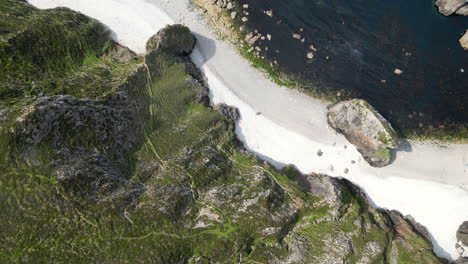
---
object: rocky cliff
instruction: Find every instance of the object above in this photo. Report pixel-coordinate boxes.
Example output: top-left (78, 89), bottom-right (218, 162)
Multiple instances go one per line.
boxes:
top-left (0, 1), bottom-right (448, 263)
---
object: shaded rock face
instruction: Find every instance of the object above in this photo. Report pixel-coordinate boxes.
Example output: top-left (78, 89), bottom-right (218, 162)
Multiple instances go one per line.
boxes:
top-left (12, 93), bottom-right (143, 199)
top-left (457, 222), bottom-right (468, 259)
top-left (145, 24), bottom-right (198, 78)
top-left (214, 103), bottom-right (240, 121)
top-left (146, 24), bottom-right (196, 56)
top-left (460, 30), bottom-right (468, 50)
top-left (454, 258), bottom-right (468, 263)
top-left (327, 99), bottom-right (398, 167)
top-left (0, 2), bottom-right (445, 264)
top-left (435, 0), bottom-right (468, 16)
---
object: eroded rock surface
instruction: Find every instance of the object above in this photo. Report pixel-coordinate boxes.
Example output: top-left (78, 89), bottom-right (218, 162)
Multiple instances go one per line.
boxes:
top-left (435, 0), bottom-right (468, 16)
top-left (0, 2), bottom-right (445, 263)
top-left (146, 24), bottom-right (196, 56)
top-left (214, 103), bottom-right (240, 121)
top-left (457, 221), bottom-right (468, 260)
top-left (327, 99), bottom-right (398, 167)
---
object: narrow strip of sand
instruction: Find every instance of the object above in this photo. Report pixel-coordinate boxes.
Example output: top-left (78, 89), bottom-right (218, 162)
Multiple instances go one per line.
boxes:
top-left (28, 0), bottom-right (468, 260)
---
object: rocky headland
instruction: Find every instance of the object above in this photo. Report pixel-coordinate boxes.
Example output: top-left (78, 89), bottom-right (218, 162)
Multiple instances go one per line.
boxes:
top-left (0, 0), bottom-right (456, 263)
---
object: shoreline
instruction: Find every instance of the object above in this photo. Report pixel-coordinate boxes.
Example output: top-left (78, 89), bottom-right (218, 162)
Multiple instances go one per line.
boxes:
top-left (28, 0), bottom-right (468, 260)
top-left (191, 0), bottom-right (468, 144)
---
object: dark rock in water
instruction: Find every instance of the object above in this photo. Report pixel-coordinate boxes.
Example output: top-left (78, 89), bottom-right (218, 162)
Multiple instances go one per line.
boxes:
top-left (327, 99), bottom-right (398, 167)
top-left (145, 24), bottom-right (196, 55)
top-left (435, 0), bottom-right (468, 16)
top-left (214, 103), bottom-right (240, 121)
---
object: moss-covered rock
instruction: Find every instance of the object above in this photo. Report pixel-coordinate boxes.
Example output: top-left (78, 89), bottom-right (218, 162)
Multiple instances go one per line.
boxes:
top-left (0, 2), bottom-right (445, 264)
top-left (146, 24), bottom-right (196, 55)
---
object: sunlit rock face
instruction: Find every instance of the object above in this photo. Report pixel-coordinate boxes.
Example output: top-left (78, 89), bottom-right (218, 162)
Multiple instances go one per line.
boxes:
top-left (327, 99), bottom-right (398, 167)
top-left (0, 1), bottom-right (447, 263)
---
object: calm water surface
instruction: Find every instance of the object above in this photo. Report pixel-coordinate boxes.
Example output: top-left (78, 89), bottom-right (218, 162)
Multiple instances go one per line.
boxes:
top-left (239, 0), bottom-right (468, 136)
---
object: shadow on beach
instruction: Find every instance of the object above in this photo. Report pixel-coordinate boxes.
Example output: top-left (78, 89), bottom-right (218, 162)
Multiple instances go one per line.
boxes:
top-left (192, 32), bottom-right (216, 67)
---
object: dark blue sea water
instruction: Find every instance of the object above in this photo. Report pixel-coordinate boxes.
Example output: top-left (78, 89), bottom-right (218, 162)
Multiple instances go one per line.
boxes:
top-left (240, 0), bottom-right (468, 136)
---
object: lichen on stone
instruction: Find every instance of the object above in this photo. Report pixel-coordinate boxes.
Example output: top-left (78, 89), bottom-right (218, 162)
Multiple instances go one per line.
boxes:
top-left (0, 2), bottom-right (445, 263)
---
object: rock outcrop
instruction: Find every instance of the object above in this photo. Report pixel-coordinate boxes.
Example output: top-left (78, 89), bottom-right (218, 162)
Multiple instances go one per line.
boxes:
top-left (327, 99), bottom-right (398, 167)
top-left (0, 2), bottom-right (444, 263)
top-left (435, 0), bottom-right (468, 16)
top-left (146, 24), bottom-right (196, 56)
top-left (457, 222), bottom-right (468, 260)
top-left (214, 103), bottom-right (240, 121)
top-left (460, 30), bottom-right (468, 50)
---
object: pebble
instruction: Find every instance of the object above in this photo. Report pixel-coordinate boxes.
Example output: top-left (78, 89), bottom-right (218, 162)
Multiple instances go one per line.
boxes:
top-left (317, 149), bottom-right (323, 157)
top-left (394, 68), bottom-right (403, 75)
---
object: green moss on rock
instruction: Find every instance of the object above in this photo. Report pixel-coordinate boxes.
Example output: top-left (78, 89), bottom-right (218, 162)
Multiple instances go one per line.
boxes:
top-left (0, 3), bottom-right (446, 264)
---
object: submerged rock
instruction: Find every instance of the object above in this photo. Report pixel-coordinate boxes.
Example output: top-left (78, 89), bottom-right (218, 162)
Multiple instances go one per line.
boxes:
top-left (327, 99), bottom-right (398, 167)
top-left (435, 0), bottom-right (468, 16)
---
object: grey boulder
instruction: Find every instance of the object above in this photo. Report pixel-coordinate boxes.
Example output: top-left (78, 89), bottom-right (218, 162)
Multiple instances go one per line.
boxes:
top-left (327, 99), bottom-right (398, 167)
